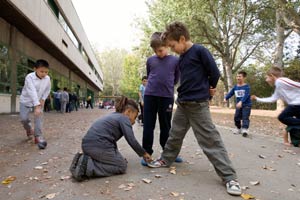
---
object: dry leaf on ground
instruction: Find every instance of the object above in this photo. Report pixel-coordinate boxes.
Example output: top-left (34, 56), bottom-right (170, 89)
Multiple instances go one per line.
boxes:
top-left (241, 193), bottom-right (255, 199)
top-left (1, 176), bottom-right (16, 185)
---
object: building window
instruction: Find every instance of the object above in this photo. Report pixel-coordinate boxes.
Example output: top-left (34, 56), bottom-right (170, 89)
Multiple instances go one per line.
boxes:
top-left (17, 56), bottom-right (34, 95)
top-left (0, 44), bottom-right (11, 94)
top-left (47, 0), bottom-right (59, 18)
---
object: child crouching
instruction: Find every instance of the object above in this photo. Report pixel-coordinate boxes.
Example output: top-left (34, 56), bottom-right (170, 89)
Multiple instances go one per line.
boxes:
top-left (70, 96), bottom-right (152, 181)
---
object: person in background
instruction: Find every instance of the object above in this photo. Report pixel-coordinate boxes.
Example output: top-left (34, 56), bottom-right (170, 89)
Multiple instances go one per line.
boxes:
top-left (224, 71), bottom-right (252, 137)
top-left (138, 76), bottom-right (147, 125)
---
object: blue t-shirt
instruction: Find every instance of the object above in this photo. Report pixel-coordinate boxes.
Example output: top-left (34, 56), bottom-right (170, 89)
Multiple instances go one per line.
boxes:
top-left (139, 84), bottom-right (145, 100)
top-left (177, 44), bottom-right (220, 101)
top-left (145, 55), bottom-right (180, 98)
top-left (225, 84), bottom-right (252, 106)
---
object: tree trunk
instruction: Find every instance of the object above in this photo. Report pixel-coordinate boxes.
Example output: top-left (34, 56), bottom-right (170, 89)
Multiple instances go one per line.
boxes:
top-left (223, 58), bottom-right (234, 108)
top-left (274, 8), bottom-right (285, 111)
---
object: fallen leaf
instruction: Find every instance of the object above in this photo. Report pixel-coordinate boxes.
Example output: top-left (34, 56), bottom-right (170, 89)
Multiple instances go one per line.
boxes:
top-left (169, 166), bottom-right (176, 175)
top-left (249, 181), bottom-right (260, 186)
top-left (170, 192), bottom-right (179, 197)
top-left (60, 175), bottom-right (70, 180)
top-left (258, 155), bottom-right (266, 159)
top-left (155, 174), bottom-right (162, 178)
top-left (127, 183), bottom-right (135, 187)
top-left (288, 188), bottom-right (294, 192)
top-left (241, 193), bottom-right (255, 199)
top-left (45, 193), bottom-right (56, 199)
top-left (142, 178), bottom-right (152, 184)
top-left (2, 176), bottom-right (16, 185)
top-left (34, 166), bottom-right (43, 170)
top-left (118, 184), bottom-right (126, 189)
top-left (124, 186), bottom-right (133, 191)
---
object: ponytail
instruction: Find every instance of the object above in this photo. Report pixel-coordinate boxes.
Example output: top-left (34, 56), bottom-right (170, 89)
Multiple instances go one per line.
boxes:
top-left (115, 95), bottom-right (139, 113)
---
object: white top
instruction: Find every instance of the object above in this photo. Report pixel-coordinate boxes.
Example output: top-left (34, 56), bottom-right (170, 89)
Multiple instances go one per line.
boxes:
top-left (256, 77), bottom-right (300, 105)
top-left (20, 72), bottom-right (51, 107)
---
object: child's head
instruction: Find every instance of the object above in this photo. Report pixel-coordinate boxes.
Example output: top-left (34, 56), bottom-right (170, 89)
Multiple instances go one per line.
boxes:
top-left (265, 66), bottom-right (283, 86)
top-left (115, 96), bottom-right (139, 125)
top-left (150, 32), bottom-right (168, 58)
top-left (142, 76), bottom-right (147, 86)
top-left (34, 59), bottom-right (49, 79)
top-left (236, 71), bottom-right (247, 84)
top-left (161, 21), bottom-right (190, 54)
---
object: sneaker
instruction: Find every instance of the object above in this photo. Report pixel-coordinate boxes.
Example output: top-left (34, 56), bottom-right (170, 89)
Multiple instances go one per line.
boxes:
top-left (147, 158), bottom-right (167, 168)
top-left (70, 152), bottom-right (83, 174)
top-left (174, 157), bottom-right (183, 163)
top-left (72, 154), bottom-right (89, 182)
top-left (140, 159), bottom-right (148, 166)
top-left (226, 180), bottom-right (242, 196)
top-left (34, 136), bottom-right (47, 149)
top-left (26, 129), bottom-right (34, 140)
top-left (233, 128), bottom-right (241, 135)
top-left (241, 128), bottom-right (248, 137)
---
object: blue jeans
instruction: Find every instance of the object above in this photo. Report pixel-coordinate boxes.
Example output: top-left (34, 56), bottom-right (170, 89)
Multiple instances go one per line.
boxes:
top-left (278, 105), bottom-right (300, 126)
top-left (234, 106), bottom-right (251, 129)
top-left (142, 95), bottom-right (174, 155)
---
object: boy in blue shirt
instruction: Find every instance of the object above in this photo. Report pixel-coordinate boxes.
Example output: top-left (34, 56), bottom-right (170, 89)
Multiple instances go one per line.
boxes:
top-left (138, 76), bottom-right (147, 124)
top-left (224, 71), bottom-right (252, 137)
top-left (147, 21), bottom-right (242, 196)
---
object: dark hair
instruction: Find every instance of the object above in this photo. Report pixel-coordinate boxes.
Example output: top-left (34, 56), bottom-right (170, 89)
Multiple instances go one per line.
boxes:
top-left (237, 71), bottom-right (247, 77)
top-left (150, 32), bottom-right (166, 49)
top-left (161, 21), bottom-right (190, 42)
top-left (267, 66), bottom-right (283, 78)
top-left (142, 76), bottom-right (147, 81)
top-left (115, 96), bottom-right (139, 113)
top-left (35, 59), bottom-right (49, 68)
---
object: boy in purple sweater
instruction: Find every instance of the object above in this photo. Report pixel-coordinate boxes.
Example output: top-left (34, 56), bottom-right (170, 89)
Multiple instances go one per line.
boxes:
top-left (142, 32), bottom-right (180, 165)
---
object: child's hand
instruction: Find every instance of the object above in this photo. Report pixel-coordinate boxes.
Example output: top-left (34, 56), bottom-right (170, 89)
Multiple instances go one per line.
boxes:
top-left (236, 101), bottom-right (242, 108)
top-left (251, 95), bottom-right (257, 100)
top-left (34, 105), bottom-right (42, 116)
top-left (209, 87), bottom-right (216, 97)
top-left (143, 152), bottom-right (153, 163)
top-left (223, 98), bottom-right (227, 103)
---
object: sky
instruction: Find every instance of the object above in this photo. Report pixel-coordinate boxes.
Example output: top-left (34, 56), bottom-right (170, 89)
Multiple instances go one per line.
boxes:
top-left (72, 0), bottom-right (149, 52)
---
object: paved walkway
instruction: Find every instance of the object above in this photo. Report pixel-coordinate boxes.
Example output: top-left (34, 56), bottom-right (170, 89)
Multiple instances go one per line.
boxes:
top-left (0, 108), bottom-right (299, 200)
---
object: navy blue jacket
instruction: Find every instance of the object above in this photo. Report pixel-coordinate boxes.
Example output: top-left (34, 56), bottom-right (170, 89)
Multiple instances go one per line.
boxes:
top-left (177, 44), bottom-right (220, 101)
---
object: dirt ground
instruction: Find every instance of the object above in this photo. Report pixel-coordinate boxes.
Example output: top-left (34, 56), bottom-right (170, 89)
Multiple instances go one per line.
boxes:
top-left (0, 107), bottom-right (289, 200)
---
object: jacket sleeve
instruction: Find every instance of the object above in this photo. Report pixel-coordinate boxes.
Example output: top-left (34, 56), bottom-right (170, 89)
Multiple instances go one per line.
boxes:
top-left (256, 90), bottom-right (279, 103)
top-left (200, 47), bottom-right (220, 88)
top-left (225, 86), bottom-right (235, 100)
top-left (120, 119), bottom-right (146, 157)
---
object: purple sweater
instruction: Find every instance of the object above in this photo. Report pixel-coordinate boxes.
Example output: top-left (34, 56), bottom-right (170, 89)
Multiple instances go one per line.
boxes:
top-left (145, 55), bottom-right (180, 98)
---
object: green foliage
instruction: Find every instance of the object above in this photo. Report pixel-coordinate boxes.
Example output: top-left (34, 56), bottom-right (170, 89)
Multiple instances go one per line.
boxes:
top-left (120, 55), bottom-right (142, 100)
top-left (284, 58), bottom-right (300, 81)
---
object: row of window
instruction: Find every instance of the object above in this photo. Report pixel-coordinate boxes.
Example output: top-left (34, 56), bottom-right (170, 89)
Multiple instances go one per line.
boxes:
top-left (0, 43), bottom-right (88, 99)
top-left (46, 0), bottom-right (102, 84)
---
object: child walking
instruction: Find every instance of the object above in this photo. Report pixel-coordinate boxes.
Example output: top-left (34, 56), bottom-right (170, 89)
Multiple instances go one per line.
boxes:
top-left (70, 96), bottom-right (152, 181)
top-left (147, 21), bottom-right (242, 196)
top-left (224, 71), bottom-right (252, 137)
top-left (19, 59), bottom-right (51, 149)
top-left (252, 66), bottom-right (300, 147)
top-left (142, 32), bottom-right (180, 165)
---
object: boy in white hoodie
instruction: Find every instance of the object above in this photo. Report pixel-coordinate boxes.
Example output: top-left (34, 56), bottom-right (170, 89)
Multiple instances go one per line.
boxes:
top-left (252, 66), bottom-right (300, 147)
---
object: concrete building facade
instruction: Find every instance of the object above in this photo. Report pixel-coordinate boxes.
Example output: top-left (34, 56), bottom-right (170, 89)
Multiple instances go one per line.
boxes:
top-left (0, 0), bottom-right (103, 113)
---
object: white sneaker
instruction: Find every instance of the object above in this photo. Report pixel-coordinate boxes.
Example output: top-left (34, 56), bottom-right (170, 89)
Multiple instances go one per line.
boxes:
top-left (226, 180), bottom-right (242, 196)
top-left (241, 128), bottom-right (248, 137)
top-left (233, 128), bottom-right (241, 135)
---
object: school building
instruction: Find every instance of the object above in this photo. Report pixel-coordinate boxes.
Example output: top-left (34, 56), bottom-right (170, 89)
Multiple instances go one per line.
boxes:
top-left (0, 0), bottom-right (103, 113)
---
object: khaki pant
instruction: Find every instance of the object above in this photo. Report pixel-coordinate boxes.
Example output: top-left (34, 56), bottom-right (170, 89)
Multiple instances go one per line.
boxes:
top-left (161, 101), bottom-right (237, 182)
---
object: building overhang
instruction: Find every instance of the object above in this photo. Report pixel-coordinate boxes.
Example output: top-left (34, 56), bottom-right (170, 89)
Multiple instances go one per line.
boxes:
top-left (0, 1), bottom-right (101, 91)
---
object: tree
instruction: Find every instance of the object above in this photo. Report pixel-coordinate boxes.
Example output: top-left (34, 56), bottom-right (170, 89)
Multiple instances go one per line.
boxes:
top-left (276, 0), bottom-right (300, 35)
top-left (120, 54), bottom-right (143, 100)
top-left (98, 48), bottom-right (127, 96)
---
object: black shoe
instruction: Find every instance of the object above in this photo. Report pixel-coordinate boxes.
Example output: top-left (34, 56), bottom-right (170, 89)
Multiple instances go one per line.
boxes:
top-left (72, 154), bottom-right (89, 182)
top-left (34, 136), bottom-right (47, 149)
top-left (70, 152), bottom-right (83, 175)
